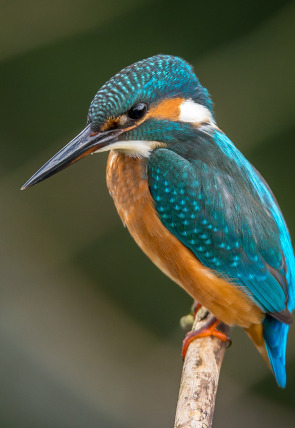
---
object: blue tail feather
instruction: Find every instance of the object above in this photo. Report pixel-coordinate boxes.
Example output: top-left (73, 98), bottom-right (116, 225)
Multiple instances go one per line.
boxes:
top-left (263, 316), bottom-right (289, 388)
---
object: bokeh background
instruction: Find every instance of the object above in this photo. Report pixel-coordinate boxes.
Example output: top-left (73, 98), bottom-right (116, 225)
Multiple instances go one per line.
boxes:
top-left (1, 0), bottom-right (295, 426)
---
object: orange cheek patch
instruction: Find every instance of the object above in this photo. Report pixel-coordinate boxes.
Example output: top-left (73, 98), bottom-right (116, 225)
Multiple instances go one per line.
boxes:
top-left (148, 97), bottom-right (184, 121)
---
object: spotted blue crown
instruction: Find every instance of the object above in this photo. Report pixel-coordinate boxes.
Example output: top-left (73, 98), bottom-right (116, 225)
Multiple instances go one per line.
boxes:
top-left (88, 55), bottom-right (213, 130)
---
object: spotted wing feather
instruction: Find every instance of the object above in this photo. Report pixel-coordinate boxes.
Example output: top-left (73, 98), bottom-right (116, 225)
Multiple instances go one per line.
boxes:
top-left (147, 136), bottom-right (294, 322)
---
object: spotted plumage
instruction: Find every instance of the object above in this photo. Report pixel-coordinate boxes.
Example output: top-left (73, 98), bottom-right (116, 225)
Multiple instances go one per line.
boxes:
top-left (88, 55), bottom-right (213, 130)
top-left (22, 54), bottom-right (295, 388)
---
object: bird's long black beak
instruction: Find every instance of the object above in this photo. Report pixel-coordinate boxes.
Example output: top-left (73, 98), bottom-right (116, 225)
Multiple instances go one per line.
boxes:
top-left (21, 124), bottom-right (122, 190)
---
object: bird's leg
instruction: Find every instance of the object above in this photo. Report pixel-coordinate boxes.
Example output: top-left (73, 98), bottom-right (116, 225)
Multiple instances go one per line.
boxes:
top-left (181, 313), bottom-right (231, 359)
top-left (192, 301), bottom-right (202, 318)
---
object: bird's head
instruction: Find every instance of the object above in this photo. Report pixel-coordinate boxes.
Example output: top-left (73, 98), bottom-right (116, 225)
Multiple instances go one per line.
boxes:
top-left (22, 55), bottom-right (214, 189)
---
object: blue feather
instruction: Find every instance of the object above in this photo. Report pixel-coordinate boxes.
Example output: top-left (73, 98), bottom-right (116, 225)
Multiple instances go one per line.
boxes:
top-left (263, 316), bottom-right (289, 388)
top-left (88, 55), bottom-right (213, 130)
top-left (147, 127), bottom-right (295, 386)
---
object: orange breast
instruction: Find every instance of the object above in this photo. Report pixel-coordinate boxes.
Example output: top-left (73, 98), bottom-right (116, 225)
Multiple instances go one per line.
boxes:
top-left (106, 151), bottom-right (263, 328)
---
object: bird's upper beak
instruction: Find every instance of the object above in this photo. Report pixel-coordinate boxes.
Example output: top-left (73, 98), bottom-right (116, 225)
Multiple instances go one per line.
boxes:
top-left (21, 124), bottom-right (123, 190)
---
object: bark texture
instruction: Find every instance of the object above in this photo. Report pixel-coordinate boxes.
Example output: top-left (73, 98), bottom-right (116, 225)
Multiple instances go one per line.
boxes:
top-left (174, 307), bottom-right (231, 428)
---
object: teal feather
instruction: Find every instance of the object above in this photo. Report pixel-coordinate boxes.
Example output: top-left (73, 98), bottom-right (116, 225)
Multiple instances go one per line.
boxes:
top-left (148, 127), bottom-right (295, 387)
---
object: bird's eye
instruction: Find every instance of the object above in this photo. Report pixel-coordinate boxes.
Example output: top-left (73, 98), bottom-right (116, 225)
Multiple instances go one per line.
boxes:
top-left (127, 103), bottom-right (148, 120)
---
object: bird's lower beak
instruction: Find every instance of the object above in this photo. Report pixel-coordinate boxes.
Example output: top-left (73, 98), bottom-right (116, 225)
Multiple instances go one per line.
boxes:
top-left (21, 124), bottom-right (122, 190)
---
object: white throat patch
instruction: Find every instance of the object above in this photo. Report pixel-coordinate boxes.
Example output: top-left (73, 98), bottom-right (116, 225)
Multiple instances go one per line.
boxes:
top-left (94, 140), bottom-right (161, 158)
top-left (179, 99), bottom-right (214, 125)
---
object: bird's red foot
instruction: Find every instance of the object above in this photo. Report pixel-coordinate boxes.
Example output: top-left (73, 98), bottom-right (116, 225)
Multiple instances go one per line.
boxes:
top-left (181, 316), bottom-right (231, 359)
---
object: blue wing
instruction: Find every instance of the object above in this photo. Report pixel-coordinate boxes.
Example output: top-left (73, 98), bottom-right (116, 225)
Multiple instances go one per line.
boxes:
top-left (147, 129), bottom-right (295, 322)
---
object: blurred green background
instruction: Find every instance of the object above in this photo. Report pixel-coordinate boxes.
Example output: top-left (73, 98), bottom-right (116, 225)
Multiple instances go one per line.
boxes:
top-left (1, 0), bottom-right (295, 426)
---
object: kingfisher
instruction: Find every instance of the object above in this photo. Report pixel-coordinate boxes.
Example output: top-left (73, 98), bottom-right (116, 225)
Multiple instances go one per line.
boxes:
top-left (22, 55), bottom-right (294, 388)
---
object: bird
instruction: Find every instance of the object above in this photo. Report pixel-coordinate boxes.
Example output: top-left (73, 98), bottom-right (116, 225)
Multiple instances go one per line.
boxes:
top-left (22, 54), bottom-right (294, 388)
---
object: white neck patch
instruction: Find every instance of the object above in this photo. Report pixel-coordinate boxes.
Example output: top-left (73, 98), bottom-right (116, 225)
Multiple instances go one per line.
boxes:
top-left (179, 99), bottom-right (214, 125)
top-left (94, 140), bottom-right (161, 158)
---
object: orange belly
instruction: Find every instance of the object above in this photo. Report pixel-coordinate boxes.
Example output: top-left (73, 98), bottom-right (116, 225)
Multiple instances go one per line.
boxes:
top-left (106, 151), bottom-right (263, 328)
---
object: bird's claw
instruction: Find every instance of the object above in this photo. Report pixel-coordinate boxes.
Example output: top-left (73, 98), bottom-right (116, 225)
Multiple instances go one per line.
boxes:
top-left (181, 317), bottom-right (231, 359)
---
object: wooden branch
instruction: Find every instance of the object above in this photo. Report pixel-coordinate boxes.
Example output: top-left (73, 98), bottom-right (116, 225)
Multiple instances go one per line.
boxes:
top-left (174, 307), bottom-right (231, 428)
